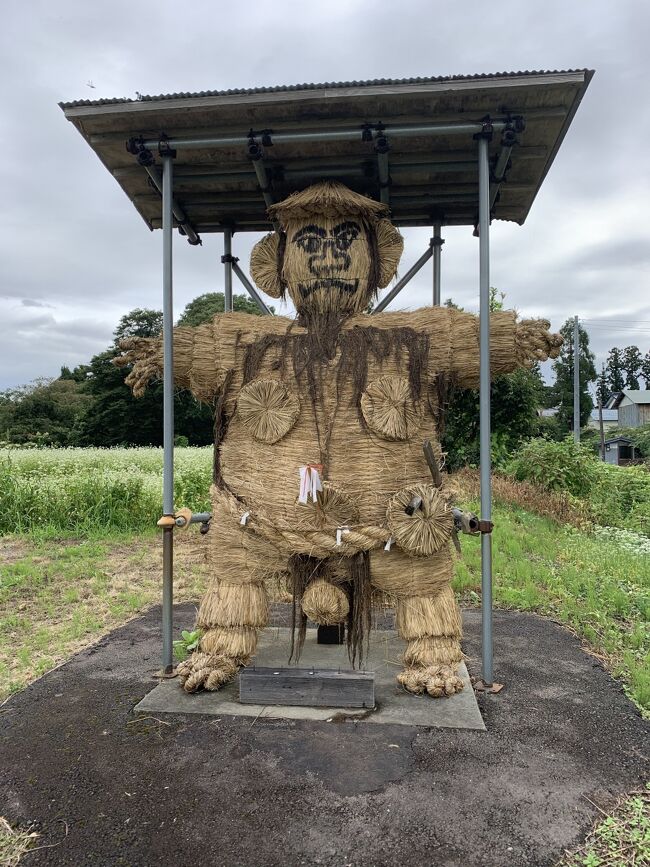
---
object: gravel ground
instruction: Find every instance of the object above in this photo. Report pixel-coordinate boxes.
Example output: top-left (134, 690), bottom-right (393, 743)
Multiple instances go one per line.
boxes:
top-left (1, 606), bottom-right (647, 867)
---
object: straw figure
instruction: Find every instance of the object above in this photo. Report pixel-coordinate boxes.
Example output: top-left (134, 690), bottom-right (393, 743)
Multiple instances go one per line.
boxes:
top-left (116, 181), bottom-right (562, 698)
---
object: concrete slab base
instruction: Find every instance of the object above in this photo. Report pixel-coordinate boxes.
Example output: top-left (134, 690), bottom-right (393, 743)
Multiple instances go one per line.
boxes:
top-left (135, 627), bottom-right (485, 730)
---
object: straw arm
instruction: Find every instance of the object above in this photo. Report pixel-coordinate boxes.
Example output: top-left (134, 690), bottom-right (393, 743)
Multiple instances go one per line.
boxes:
top-left (447, 309), bottom-right (562, 388)
top-left (115, 312), bottom-right (294, 400)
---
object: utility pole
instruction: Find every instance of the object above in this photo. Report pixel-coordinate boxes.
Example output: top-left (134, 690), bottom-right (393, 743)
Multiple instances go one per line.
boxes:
top-left (573, 315), bottom-right (580, 443)
top-left (598, 363), bottom-right (606, 461)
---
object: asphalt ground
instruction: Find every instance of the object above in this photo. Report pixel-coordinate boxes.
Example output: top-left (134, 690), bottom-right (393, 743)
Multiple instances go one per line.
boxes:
top-left (1, 605), bottom-right (647, 867)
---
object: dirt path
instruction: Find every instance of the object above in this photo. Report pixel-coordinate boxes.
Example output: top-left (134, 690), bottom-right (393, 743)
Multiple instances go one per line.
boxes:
top-left (1, 607), bottom-right (647, 866)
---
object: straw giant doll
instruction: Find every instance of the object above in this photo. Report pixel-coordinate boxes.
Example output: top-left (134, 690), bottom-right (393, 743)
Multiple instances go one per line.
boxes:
top-left (118, 182), bottom-right (561, 698)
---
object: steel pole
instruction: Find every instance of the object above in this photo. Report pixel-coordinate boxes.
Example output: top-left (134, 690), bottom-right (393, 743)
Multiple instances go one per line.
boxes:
top-left (161, 154), bottom-right (175, 674)
top-left (478, 135), bottom-right (493, 687)
top-left (373, 245), bottom-right (433, 313)
top-left (573, 315), bottom-right (581, 443)
top-left (432, 220), bottom-right (443, 306)
top-left (224, 229), bottom-right (233, 312)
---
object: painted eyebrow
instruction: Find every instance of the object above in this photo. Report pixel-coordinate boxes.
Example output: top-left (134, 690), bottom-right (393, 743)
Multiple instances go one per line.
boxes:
top-left (331, 221), bottom-right (361, 238)
top-left (292, 225), bottom-right (326, 242)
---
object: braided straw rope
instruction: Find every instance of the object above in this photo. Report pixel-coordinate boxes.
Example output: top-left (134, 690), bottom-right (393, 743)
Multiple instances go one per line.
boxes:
top-left (213, 486), bottom-right (389, 559)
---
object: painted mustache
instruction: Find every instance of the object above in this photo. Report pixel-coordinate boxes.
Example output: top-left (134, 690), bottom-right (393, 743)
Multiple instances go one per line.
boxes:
top-left (297, 278), bottom-right (360, 299)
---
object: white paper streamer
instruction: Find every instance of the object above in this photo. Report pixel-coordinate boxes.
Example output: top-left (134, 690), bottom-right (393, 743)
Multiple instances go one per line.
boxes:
top-left (336, 527), bottom-right (350, 547)
top-left (384, 536), bottom-right (393, 552)
top-left (298, 465), bottom-right (324, 504)
top-left (240, 511), bottom-right (250, 526)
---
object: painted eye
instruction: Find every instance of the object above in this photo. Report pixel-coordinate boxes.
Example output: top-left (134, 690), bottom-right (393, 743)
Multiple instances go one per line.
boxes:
top-left (298, 235), bottom-right (322, 254)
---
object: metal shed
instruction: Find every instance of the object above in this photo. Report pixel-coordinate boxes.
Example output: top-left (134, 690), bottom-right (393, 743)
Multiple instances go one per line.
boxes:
top-left (60, 70), bottom-right (593, 688)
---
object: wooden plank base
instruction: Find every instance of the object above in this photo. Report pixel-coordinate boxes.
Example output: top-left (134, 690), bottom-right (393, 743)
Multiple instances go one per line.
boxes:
top-left (239, 667), bottom-right (375, 709)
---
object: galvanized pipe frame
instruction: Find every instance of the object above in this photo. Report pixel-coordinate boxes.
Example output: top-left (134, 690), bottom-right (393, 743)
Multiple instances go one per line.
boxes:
top-left (153, 122), bottom-right (500, 685)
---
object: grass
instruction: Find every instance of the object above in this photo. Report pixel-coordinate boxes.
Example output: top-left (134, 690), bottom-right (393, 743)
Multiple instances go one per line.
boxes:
top-left (452, 494), bottom-right (650, 715)
top-left (558, 784), bottom-right (650, 866)
top-left (0, 817), bottom-right (38, 867)
top-left (0, 532), bottom-right (209, 701)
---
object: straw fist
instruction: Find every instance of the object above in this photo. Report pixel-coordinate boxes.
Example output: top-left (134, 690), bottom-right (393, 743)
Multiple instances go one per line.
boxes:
top-left (515, 318), bottom-right (563, 365)
top-left (113, 337), bottom-right (163, 397)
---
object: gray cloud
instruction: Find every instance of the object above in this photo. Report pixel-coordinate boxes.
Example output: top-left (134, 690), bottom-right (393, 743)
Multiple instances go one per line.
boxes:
top-left (1, 0), bottom-right (649, 390)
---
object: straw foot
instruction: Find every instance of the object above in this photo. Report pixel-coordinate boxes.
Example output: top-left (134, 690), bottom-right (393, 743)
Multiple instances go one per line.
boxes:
top-left (176, 652), bottom-right (240, 693)
top-left (397, 664), bottom-right (464, 698)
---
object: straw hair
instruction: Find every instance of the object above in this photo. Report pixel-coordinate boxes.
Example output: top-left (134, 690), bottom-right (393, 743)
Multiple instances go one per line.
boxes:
top-left (268, 180), bottom-right (389, 225)
top-left (236, 379), bottom-right (300, 444)
top-left (387, 483), bottom-right (454, 556)
top-left (360, 375), bottom-right (421, 441)
top-left (301, 578), bottom-right (349, 625)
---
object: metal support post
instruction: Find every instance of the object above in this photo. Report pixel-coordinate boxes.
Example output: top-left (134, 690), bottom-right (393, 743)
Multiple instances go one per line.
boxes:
top-left (232, 260), bottom-right (273, 315)
top-left (432, 220), bottom-right (444, 306)
top-left (478, 135), bottom-right (493, 687)
top-left (224, 229), bottom-right (233, 312)
top-left (573, 315), bottom-right (580, 443)
top-left (373, 244), bottom-right (434, 314)
top-left (161, 154), bottom-right (175, 674)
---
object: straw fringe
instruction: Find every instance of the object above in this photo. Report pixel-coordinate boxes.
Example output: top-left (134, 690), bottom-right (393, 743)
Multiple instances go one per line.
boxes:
top-left (397, 664), bottom-right (464, 697)
top-left (177, 653), bottom-right (240, 693)
top-left (268, 181), bottom-right (389, 224)
top-left (198, 582), bottom-right (268, 629)
top-left (200, 626), bottom-right (258, 659)
top-left (395, 585), bottom-right (462, 641)
top-left (403, 636), bottom-right (463, 668)
top-left (301, 578), bottom-right (349, 625)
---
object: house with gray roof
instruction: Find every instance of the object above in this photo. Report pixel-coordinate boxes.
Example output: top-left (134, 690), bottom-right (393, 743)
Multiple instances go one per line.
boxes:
top-left (605, 391), bottom-right (650, 428)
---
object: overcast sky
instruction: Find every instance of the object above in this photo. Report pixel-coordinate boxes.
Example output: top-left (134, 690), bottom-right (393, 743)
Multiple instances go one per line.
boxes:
top-left (1, 0), bottom-right (649, 390)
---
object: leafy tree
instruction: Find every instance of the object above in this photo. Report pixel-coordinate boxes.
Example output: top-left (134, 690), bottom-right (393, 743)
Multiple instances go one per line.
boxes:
top-left (641, 351), bottom-right (650, 389)
top-left (114, 308), bottom-right (163, 341)
top-left (606, 347), bottom-right (625, 393)
top-left (596, 366), bottom-right (609, 406)
top-left (0, 378), bottom-right (91, 445)
top-left (550, 319), bottom-right (596, 434)
top-left (622, 345), bottom-right (643, 390)
top-left (178, 291), bottom-right (272, 327)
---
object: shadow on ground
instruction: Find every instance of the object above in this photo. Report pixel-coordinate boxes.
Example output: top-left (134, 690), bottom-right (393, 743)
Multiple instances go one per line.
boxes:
top-left (1, 607), bottom-right (647, 866)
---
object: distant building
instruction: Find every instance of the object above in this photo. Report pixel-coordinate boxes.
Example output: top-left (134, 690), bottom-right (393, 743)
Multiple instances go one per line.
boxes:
top-left (587, 408), bottom-right (618, 430)
top-left (605, 391), bottom-right (650, 428)
top-left (603, 436), bottom-right (639, 466)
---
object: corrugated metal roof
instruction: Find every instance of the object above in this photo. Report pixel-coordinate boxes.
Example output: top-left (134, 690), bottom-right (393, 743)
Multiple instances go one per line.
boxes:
top-left (60, 69), bottom-right (593, 235)
top-left (59, 70), bottom-right (589, 109)
top-left (606, 390), bottom-right (650, 408)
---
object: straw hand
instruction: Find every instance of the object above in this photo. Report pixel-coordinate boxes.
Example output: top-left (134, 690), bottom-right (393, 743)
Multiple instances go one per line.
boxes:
top-left (516, 318), bottom-right (563, 365)
top-left (113, 337), bottom-right (163, 397)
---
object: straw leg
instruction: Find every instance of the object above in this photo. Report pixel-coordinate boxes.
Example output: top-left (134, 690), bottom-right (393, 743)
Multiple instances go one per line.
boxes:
top-left (395, 583), bottom-right (465, 698)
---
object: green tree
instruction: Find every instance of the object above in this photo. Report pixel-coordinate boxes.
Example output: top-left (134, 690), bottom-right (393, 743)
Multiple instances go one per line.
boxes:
top-left (622, 345), bottom-right (643, 390)
top-left (641, 351), bottom-right (650, 388)
top-left (606, 347), bottom-right (625, 393)
top-left (596, 365), bottom-right (609, 406)
top-left (550, 319), bottom-right (596, 434)
top-left (0, 378), bottom-right (92, 445)
top-left (114, 308), bottom-right (163, 341)
top-left (178, 291), bottom-right (272, 326)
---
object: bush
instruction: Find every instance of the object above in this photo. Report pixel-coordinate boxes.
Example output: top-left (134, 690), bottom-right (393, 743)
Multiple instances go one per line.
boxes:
top-left (506, 437), bottom-right (597, 498)
top-left (505, 437), bottom-right (650, 535)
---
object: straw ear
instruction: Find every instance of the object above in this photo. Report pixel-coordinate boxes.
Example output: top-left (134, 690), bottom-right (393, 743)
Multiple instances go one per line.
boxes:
top-left (376, 219), bottom-right (404, 288)
top-left (250, 232), bottom-right (285, 298)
